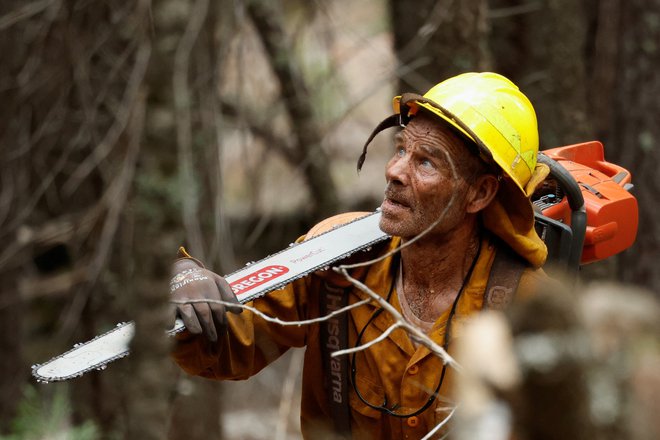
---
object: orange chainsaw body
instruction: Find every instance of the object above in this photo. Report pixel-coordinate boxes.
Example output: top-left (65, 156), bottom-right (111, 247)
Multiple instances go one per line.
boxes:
top-left (538, 141), bottom-right (638, 264)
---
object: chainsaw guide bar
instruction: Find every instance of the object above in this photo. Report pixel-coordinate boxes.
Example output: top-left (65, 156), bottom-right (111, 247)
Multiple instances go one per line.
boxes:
top-left (32, 211), bottom-right (389, 382)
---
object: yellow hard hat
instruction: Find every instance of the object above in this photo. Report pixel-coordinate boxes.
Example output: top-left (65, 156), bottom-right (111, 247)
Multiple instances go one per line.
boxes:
top-left (393, 72), bottom-right (539, 194)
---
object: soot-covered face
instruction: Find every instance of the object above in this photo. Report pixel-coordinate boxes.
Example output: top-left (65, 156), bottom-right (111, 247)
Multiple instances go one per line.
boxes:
top-left (379, 113), bottom-right (489, 240)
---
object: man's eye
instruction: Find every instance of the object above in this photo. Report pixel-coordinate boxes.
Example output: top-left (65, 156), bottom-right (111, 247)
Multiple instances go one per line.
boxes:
top-left (421, 159), bottom-right (434, 169)
top-left (396, 147), bottom-right (405, 157)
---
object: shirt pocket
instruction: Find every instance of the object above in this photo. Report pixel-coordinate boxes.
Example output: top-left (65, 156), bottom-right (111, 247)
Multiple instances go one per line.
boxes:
top-left (349, 374), bottom-right (385, 420)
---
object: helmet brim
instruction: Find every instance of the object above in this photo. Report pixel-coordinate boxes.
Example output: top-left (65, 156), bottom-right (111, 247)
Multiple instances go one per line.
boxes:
top-left (394, 93), bottom-right (533, 197)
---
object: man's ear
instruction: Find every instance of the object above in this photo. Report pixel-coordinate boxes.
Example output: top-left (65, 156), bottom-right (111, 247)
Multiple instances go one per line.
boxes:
top-left (466, 174), bottom-right (499, 214)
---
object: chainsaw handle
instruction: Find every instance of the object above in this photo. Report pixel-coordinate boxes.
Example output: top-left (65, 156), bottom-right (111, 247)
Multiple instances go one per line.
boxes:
top-left (538, 154), bottom-right (583, 211)
top-left (537, 153), bottom-right (587, 271)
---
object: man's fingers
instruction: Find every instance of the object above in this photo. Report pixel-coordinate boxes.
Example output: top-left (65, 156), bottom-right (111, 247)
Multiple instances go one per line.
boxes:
top-left (194, 303), bottom-right (218, 342)
top-left (210, 302), bottom-right (228, 336)
top-left (177, 304), bottom-right (203, 335)
top-left (170, 268), bottom-right (238, 341)
top-left (216, 276), bottom-right (242, 314)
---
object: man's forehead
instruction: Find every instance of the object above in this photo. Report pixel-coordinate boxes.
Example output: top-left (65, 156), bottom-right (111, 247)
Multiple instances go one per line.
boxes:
top-left (395, 134), bottom-right (446, 159)
top-left (396, 116), bottom-right (467, 155)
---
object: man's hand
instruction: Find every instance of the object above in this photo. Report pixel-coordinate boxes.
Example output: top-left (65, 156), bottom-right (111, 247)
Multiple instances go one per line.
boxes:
top-left (170, 258), bottom-right (242, 342)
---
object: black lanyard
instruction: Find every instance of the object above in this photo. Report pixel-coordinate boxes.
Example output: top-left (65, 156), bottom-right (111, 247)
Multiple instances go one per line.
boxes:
top-left (350, 243), bottom-right (481, 418)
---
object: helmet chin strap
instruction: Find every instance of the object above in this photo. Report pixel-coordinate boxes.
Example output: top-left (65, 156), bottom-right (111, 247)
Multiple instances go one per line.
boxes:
top-left (356, 114), bottom-right (402, 173)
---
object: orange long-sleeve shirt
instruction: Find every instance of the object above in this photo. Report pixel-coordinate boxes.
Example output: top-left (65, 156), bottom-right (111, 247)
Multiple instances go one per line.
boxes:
top-left (171, 233), bottom-right (546, 439)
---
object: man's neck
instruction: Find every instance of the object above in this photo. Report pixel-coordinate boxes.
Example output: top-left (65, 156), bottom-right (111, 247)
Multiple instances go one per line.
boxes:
top-left (399, 220), bottom-right (481, 322)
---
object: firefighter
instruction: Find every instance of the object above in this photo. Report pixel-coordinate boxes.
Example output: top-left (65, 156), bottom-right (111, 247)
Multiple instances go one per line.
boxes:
top-left (170, 72), bottom-right (550, 438)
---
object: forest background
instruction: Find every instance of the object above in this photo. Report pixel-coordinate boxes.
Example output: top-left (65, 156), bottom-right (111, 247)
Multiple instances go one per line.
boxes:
top-left (1, 0), bottom-right (659, 438)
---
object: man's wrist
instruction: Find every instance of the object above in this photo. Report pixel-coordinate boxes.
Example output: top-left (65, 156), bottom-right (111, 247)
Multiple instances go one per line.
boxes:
top-left (176, 246), bottom-right (205, 268)
top-left (173, 258), bottom-right (203, 271)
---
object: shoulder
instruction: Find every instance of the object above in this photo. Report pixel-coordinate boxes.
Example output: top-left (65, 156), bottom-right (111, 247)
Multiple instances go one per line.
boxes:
top-left (485, 235), bottom-right (562, 306)
top-left (518, 266), bottom-right (563, 301)
top-left (304, 212), bottom-right (395, 287)
top-left (304, 212), bottom-right (374, 239)
top-left (520, 266), bottom-right (549, 285)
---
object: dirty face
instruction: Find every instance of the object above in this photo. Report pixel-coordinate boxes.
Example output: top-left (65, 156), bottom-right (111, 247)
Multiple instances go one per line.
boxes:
top-left (379, 113), bottom-right (484, 240)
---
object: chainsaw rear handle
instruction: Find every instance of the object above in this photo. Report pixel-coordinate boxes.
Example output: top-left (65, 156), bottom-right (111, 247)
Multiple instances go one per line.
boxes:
top-left (537, 153), bottom-right (587, 271)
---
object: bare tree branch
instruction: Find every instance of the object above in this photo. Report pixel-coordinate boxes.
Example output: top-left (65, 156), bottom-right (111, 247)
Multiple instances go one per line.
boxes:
top-left (60, 60), bottom-right (148, 338)
top-left (0, 0), bottom-right (57, 31)
top-left (421, 406), bottom-right (457, 440)
top-left (61, 32), bottom-right (152, 196)
top-left (246, 0), bottom-right (339, 218)
top-left (333, 267), bottom-right (463, 372)
top-left (220, 99), bottom-right (300, 164)
top-left (331, 322), bottom-right (403, 357)
top-left (173, 0), bottom-right (209, 259)
top-left (172, 297), bottom-right (373, 327)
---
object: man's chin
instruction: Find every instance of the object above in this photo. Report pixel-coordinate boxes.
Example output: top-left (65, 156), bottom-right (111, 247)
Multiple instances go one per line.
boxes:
top-left (379, 215), bottom-right (409, 238)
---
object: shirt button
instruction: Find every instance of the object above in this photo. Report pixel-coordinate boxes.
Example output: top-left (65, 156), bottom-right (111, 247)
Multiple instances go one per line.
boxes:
top-left (408, 365), bottom-right (419, 375)
top-left (407, 416), bottom-right (419, 427)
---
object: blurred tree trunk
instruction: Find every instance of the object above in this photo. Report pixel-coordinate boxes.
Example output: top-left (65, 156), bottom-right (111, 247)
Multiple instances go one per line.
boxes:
top-left (0, 273), bottom-right (22, 432)
top-left (0, 0), bottom-right (232, 437)
top-left (129, 0), bottom-right (234, 438)
top-left (491, 0), bottom-right (593, 147)
top-left (112, 5), bottom-right (176, 437)
top-left (0, 0), bottom-right (137, 432)
top-left (123, 82), bottom-right (176, 440)
top-left (601, 0), bottom-right (660, 290)
top-left (0, 0), bottom-right (28, 414)
top-left (389, 0), bottom-right (491, 92)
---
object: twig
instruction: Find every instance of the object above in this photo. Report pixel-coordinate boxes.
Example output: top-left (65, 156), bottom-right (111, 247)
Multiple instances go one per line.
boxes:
top-left (220, 99), bottom-right (299, 164)
top-left (0, 164), bottom-right (14, 228)
top-left (421, 406), bottom-right (457, 440)
top-left (335, 268), bottom-right (463, 372)
top-left (331, 146), bottom-right (465, 371)
top-left (61, 24), bottom-right (151, 196)
top-left (60, 69), bottom-right (149, 339)
top-left (332, 323), bottom-right (403, 357)
top-left (0, 0), bottom-right (56, 31)
top-left (489, 3), bottom-right (542, 19)
top-left (396, 1), bottom-right (453, 64)
top-left (247, 0), bottom-right (339, 217)
top-left (171, 297), bottom-right (373, 327)
top-left (4, 89), bottom-right (72, 233)
top-left (90, 87), bottom-right (147, 281)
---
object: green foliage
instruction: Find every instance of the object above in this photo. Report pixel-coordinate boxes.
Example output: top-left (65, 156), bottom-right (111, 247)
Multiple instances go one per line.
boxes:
top-left (134, 170), bottom-right (184, 224)
top-left (0, 386), bottom-right (98, 440)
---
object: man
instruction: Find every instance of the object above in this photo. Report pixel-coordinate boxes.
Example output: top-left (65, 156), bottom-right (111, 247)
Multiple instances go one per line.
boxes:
top-left (170, 72), bottom-right (550, 438)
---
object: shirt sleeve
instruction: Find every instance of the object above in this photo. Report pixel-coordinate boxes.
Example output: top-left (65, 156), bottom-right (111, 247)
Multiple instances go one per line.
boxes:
top-left (170, 213), bottom-right (382, 382)
top-left (171, 270), bottom-right (316, 381)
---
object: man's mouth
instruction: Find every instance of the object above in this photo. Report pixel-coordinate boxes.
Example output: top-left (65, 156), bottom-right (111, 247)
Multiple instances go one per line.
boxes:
top-left (383, 198), bottom-right (408, 209)
top-left (382, 189), bottom-right (412, 210)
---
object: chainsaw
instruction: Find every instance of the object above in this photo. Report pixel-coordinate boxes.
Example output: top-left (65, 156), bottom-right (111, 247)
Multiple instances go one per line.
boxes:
top-left (32, 141), bottom-right (638, 382)
top-left (32, 211), bottom-right (388, 382)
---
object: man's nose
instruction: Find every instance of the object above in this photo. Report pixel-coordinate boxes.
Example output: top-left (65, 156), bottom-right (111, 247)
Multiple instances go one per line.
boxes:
top-left (385, 156), bottom-right (409, 185)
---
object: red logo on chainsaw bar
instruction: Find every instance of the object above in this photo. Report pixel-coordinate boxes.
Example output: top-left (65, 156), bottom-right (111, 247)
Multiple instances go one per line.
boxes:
top-left (230, 265), bottom-right (290, 295)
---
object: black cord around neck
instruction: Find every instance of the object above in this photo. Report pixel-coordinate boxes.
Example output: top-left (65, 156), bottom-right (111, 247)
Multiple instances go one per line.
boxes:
top-left (350, 240), bottom-right (482, 418)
